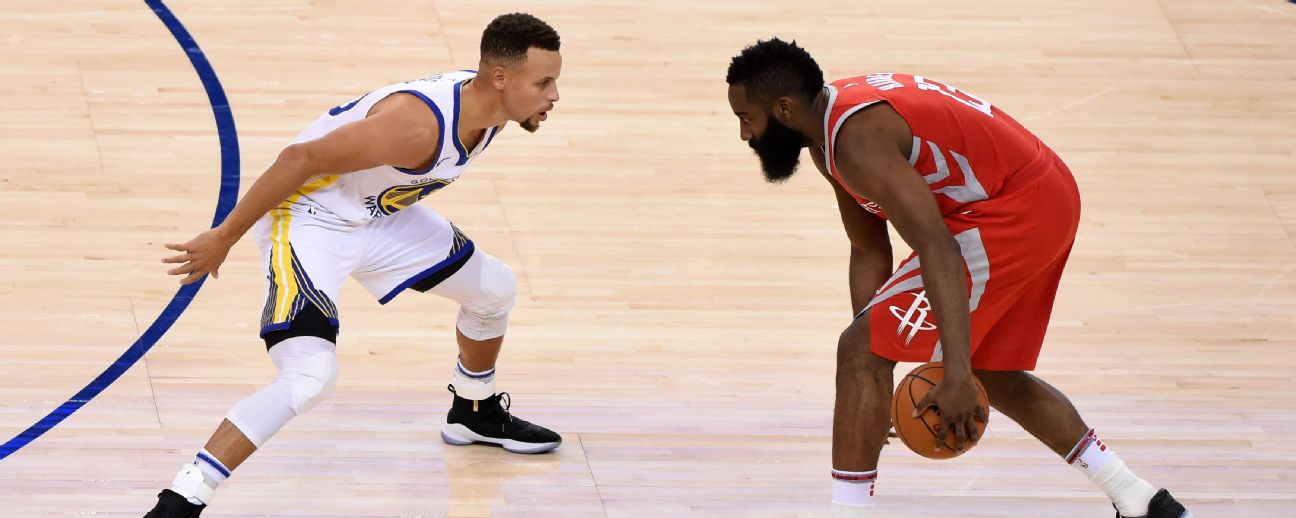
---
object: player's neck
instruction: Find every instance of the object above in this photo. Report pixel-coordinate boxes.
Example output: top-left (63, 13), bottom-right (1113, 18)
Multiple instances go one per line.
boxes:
top-left (457, 77), bottom-right (509, 131)
top-left (806, 90), bottom-right (830, 147)
top-left (771, 93), bottom-right (829, 148)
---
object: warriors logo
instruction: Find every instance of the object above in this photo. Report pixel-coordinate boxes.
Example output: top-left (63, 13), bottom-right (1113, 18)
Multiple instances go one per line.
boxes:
top-left (365, 179), bottom-right (454, 217)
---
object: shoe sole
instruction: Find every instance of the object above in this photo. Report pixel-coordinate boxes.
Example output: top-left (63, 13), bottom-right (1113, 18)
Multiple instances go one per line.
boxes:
top-left (1117, 506), bottom-right (1195, 518)
top-left (441, 423), bottom-right (561, 454)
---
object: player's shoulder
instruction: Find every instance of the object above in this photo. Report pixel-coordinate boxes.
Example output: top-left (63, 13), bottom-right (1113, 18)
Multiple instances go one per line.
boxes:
top-left (371, 70), bottom-right (475, 122)
top-left (832, 102), bottom-right (911, 169)
top-left (365, 93), bottom-right (443, 142)
top-left (398, 69), bottom-right (478, 90)
top-left (373, 70), bottom-right (476, 114)
top-left (827, 73), bottom-right (909, 128)
top-left (829, 73), bottom-right (914, 92)
top-left (828, 73), bottom-right (909, 116)
top-left (837, 102), bottom-right (906, 147)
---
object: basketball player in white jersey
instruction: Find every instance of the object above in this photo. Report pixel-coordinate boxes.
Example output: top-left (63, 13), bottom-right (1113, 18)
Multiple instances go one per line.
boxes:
top-left (146, 13), bottom-right (563, 516)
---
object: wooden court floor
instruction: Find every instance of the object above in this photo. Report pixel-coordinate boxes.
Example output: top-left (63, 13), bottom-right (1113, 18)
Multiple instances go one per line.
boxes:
top-left (1, 1), bottom-right (1293, 516)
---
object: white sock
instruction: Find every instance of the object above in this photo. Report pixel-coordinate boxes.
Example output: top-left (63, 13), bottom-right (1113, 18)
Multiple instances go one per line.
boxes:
top-left (831, 469), bottom-right (875, 517)
top-left (450, 356), bottom-right (496, 400)
top-left (1067, 429), bottom-right (1157, 516)
top-left (187, 449), bottom-right (230, 505)
top-left (168, 448), bottom-right (229, 506)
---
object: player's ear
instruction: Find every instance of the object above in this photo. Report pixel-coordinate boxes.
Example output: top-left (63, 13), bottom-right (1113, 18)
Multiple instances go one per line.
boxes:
top-left (773, 96), bottom-right (796, 124)
top-left (489, 65), bottom-right (507, 90)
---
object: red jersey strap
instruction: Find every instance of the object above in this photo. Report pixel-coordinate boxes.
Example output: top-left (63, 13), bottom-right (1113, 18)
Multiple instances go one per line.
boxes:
top-left (822, 83), bottom-right (886, 216)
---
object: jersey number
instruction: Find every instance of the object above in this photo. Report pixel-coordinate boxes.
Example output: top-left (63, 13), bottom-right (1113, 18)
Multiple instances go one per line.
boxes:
top-left (913, 76), bottom-right (993, 117)
top-left (328, 92), bottom-right (370, 116)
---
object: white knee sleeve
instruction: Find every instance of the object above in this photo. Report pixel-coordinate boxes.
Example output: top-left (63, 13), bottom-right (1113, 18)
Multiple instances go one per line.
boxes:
top-left (225, 336), bottom-right (337, 447)
top-left (455, 255), bottom-right (517, 341)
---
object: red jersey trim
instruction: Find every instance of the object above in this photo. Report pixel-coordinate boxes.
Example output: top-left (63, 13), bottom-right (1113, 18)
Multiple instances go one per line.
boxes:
top-left (822, 84), bottom-right (886, 216)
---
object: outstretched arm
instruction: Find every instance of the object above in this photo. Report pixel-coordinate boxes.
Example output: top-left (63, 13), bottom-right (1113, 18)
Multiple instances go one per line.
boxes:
top-left (162, 93), bottom-right (442, 284)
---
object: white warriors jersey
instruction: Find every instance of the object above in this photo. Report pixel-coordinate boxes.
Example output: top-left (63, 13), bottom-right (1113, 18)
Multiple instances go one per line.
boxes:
top-left (283, 70), bottom-right (502, 225)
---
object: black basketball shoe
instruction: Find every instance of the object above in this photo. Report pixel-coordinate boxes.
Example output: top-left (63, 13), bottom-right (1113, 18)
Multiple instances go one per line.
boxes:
top-left (1116, 489), bottom-right (1193, 518)
top-left (440, 385), bottom-right (562, 454)
top-left (143, 489), bottom-right (205, 518)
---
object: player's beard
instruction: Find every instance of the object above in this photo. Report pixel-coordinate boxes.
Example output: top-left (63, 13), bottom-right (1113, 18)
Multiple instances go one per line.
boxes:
top-left (749, 114), bottom-right (805, 183)
top-left (519, 117), bottom-right (540, 133)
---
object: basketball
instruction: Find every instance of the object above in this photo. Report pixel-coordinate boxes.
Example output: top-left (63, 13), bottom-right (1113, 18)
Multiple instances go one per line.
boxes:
top-left (890, 362), bottom-right (989, 459)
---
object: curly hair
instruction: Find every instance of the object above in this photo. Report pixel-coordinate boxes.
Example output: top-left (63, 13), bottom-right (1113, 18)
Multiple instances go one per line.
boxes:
top-left (726, 38), bottom-right (824, 106)
top-left (480, 13), bottom-right (561, 65)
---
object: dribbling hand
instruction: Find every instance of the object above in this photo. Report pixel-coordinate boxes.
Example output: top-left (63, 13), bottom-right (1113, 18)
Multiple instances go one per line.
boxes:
top-left (162, 227), bottom-right (235, 285)
top-left (913, 372), bottom-right (987, 453)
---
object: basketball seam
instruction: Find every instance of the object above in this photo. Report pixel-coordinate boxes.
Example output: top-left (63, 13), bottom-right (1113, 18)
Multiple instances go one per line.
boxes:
top-left (909, 371), bottom-right (946, 447)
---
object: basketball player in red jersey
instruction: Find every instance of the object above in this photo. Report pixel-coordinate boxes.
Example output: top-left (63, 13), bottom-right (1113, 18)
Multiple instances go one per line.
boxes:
top-left (726, 39), bottom-right (1192, 518)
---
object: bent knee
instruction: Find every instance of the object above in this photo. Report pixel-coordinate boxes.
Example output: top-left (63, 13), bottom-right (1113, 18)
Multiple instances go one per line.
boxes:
top-left (463, 258), bottom-right (517, 318)
top-left (271, 337), bottom-right (339, 415)
top-left (456, 257), bottom-right (517, 341)
top-left (837, 315), bottom-right (871, 352)
top-left (282, 362), bottom-right (337, 415)
top-left (837, 316), bottom-right (890, 374)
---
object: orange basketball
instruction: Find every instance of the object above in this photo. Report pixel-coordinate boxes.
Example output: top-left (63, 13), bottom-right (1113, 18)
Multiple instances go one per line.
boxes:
top-left (890, 362), bottom-right (989, 459)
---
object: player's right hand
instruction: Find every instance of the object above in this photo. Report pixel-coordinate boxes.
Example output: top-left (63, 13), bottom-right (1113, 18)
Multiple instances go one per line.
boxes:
top-left (913, 372), bottom-right (987, 453)
top-left (162, 227), bottom-right (236, 285)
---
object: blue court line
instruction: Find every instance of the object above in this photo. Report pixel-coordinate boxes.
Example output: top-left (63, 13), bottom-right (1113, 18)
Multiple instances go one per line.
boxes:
top-left (0, 0), bottom-right (240, 461)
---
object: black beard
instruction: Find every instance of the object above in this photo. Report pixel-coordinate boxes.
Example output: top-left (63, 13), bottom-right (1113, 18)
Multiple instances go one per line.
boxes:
top-left (519, 118), bottom-right (540, 133)
top-left (749, 115), bottom-right (805, 183)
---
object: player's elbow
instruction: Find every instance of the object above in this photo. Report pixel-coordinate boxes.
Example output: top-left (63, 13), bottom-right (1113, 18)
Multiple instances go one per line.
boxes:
top-left (852, 243), bottom-right (892, 276)
top-left (275, 144), bottom-right (320, 181)
top-left (850, 241), bottom-right (891, 269)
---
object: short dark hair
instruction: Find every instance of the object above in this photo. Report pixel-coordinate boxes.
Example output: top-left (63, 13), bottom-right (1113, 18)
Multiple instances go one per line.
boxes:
top-left (726, 38), bottom-right (824, 106)
top-left (480, 13), bottom-right (560, 65)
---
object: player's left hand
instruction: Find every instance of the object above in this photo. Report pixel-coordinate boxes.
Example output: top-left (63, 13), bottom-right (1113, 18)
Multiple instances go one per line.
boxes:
top-left (161, 226), bottom-right (236, 285)
top-left (913, 371), bottom-right (987, 453)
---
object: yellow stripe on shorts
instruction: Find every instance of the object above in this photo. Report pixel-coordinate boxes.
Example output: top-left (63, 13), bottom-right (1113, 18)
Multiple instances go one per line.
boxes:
top-left (266, 175), bottom-right (339, 326)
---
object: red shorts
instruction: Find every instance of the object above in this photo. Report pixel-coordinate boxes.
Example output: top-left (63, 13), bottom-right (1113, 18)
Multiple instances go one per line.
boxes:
top-left (866, 162), bottom-right (1081, 371)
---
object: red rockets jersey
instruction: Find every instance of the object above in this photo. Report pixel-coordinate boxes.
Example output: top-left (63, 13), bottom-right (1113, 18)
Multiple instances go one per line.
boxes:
top-left (822, 73), bottom-right (1059, 219)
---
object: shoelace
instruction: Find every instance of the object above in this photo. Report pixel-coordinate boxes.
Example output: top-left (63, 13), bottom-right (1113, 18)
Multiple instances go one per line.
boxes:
top-left (448, 384), bottom-right (515, 428)
top-left (499, 392), bottom-right (514, 426)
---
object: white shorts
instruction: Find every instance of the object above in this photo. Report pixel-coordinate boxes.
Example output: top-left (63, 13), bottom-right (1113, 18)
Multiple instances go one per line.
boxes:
top-left (252, 204), bottom-right (476, 336)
